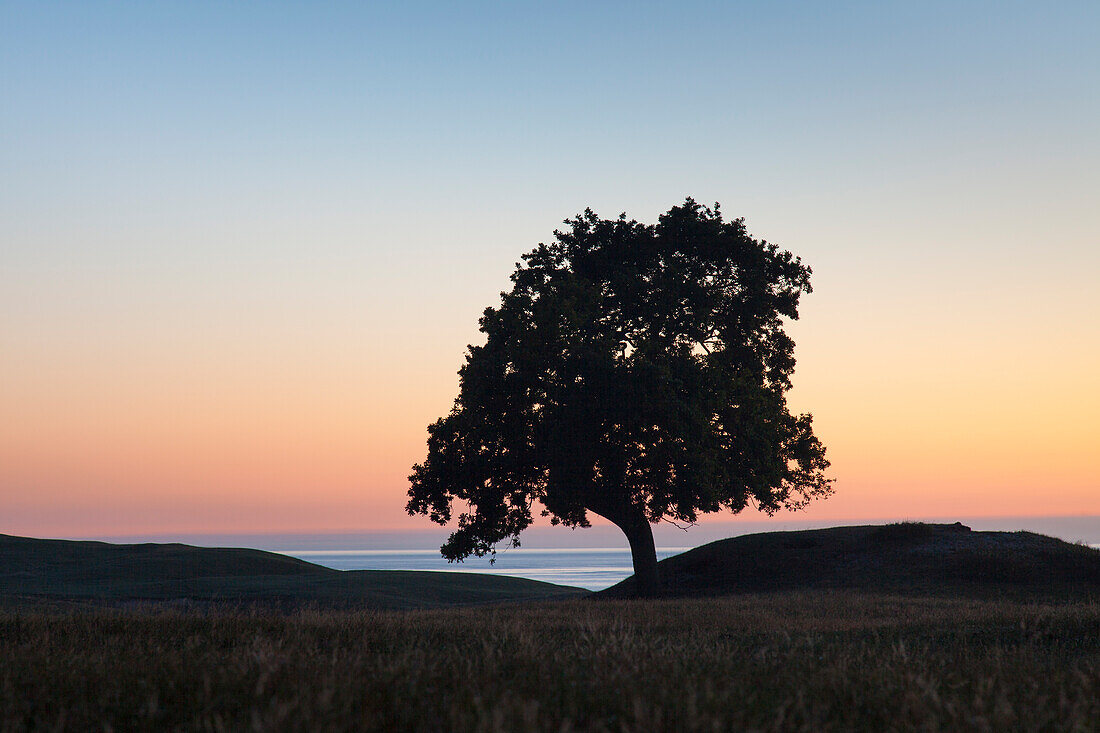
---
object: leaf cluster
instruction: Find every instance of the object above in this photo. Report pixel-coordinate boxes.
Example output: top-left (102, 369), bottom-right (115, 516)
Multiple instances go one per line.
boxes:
top-left (408, 199), bottom-right (831, 560)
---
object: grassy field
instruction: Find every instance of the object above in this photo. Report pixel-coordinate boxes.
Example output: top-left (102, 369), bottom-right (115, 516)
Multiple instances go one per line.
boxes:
top-left (4, 592), bottom-right (1100, 731)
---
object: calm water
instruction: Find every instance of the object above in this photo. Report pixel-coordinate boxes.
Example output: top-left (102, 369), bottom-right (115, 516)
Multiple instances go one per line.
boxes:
top-left (107, 516), bottom-right (1100, 593)
top-left (277, 547), bottom-right (691, 591)
top-left (278, 542), bottom-right (1100, 592)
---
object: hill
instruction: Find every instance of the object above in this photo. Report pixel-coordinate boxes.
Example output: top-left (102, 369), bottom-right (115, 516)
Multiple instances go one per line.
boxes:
top-left (0, 534), bottom-right (587, 609)
top-left (602, 522), bottom-right (1100, 600)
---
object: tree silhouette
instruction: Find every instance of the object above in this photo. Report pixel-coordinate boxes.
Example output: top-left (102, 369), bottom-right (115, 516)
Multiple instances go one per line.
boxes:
top-left (407, 199), bottom-right (832, 595)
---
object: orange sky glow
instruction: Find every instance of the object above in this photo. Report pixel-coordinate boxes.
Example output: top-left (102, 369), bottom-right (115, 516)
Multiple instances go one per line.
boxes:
top-left (3, 289), bottom-right (1097, 536)
top-left (3, 3), bottom-right (1098, 539)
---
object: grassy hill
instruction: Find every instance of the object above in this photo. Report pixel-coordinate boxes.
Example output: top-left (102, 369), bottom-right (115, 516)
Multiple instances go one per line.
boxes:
top-left (603, 522), bottom-right (1100, 600)
top-left (0, 534), bottom-right (587, 609)
top-left (10, 523), bottom-right (1098, 609)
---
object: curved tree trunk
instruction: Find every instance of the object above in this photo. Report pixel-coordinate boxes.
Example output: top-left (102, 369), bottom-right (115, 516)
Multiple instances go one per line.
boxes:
top-left (589, 501), bottom-right (660, 597)
top-left (621, 514), bottom-right (659, 597)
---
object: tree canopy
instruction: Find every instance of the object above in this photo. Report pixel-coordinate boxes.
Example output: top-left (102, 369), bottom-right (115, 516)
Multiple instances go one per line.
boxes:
top-left (407, 199), bottom-right (832, 594)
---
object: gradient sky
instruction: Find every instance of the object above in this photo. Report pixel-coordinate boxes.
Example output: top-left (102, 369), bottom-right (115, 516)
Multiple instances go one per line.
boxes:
top-left (2, 1), bottom-right (1098, 538)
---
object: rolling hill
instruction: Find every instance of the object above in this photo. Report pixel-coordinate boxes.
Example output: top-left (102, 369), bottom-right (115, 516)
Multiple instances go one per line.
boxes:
top-left (603, 522), bottom-right (1100, 600)
top-left (0, 534), bottom-right (587, 609)
top-left (9, 523), bottom-right (1099, 609)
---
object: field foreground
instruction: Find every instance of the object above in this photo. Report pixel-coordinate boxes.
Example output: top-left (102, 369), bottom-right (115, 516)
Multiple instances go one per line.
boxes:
top-left (4, 592), bottom-right (1100, 731)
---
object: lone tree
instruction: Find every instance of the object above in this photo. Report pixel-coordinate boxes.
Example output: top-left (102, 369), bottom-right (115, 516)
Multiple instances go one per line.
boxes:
top-left (408, 199), bottom-right (831, 595)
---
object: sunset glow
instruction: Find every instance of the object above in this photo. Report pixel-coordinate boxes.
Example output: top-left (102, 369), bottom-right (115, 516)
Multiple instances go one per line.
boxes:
top-left (2, 2), bottom-right (1097, 538)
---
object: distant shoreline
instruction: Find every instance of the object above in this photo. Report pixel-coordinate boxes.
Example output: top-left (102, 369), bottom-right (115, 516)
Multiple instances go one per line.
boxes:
top-left (71, 514), bottom-right (1100, 551)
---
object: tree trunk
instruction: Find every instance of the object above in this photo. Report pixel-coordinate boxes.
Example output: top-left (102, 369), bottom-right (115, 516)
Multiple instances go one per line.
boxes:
top-left (622, 515), bottom-right (660, 597)
top-left (587, 501), bottom-right (661, 597)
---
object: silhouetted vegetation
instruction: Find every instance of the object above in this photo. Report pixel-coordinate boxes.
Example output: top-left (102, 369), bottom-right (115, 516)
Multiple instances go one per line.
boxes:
top-left (409, 199), bottom-right (831, 594)
top-left (5, 594), bottom-right (1100, 731)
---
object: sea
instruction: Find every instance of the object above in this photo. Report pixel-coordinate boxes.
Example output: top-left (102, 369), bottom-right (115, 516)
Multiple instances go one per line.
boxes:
top-left (273, 547), bottom-right (692, 591)
top-left (96, 515), bottom-right (1100, 593)
top-left (278, 542), bottom-right (1100, 592)
top-left (271, 516), bottom-right (1100, 591)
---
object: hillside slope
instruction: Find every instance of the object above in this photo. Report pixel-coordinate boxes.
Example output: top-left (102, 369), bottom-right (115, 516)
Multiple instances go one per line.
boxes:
top-left (0, 534), bottom-right (587, 609)
top-left (602, 523), bottom-right (1100, 600)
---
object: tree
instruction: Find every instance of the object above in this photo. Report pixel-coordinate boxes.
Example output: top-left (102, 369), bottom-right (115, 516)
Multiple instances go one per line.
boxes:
top-left (407, 199), bottom-right (832, 596)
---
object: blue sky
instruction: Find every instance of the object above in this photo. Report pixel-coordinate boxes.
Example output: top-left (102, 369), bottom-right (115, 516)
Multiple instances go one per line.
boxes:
top-left (7, 1), bottom-right (1096, 236)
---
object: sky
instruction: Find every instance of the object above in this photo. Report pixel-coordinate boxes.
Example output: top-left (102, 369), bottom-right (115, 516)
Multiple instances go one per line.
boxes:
top-left (2, 1), bottom-right (1098, 539)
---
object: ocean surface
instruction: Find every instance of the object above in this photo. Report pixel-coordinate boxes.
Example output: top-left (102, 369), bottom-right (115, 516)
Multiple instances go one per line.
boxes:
top-left (278, 543), bottom-right (1100, 592)
top-left (277, 547), bottom-right (692, 591)
top-left (97, 515), bottom-right (1100, 593)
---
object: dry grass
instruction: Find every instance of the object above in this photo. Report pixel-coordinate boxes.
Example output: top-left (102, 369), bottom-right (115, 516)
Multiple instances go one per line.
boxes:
top-left (3, 592), bottom-right (1100, 731)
